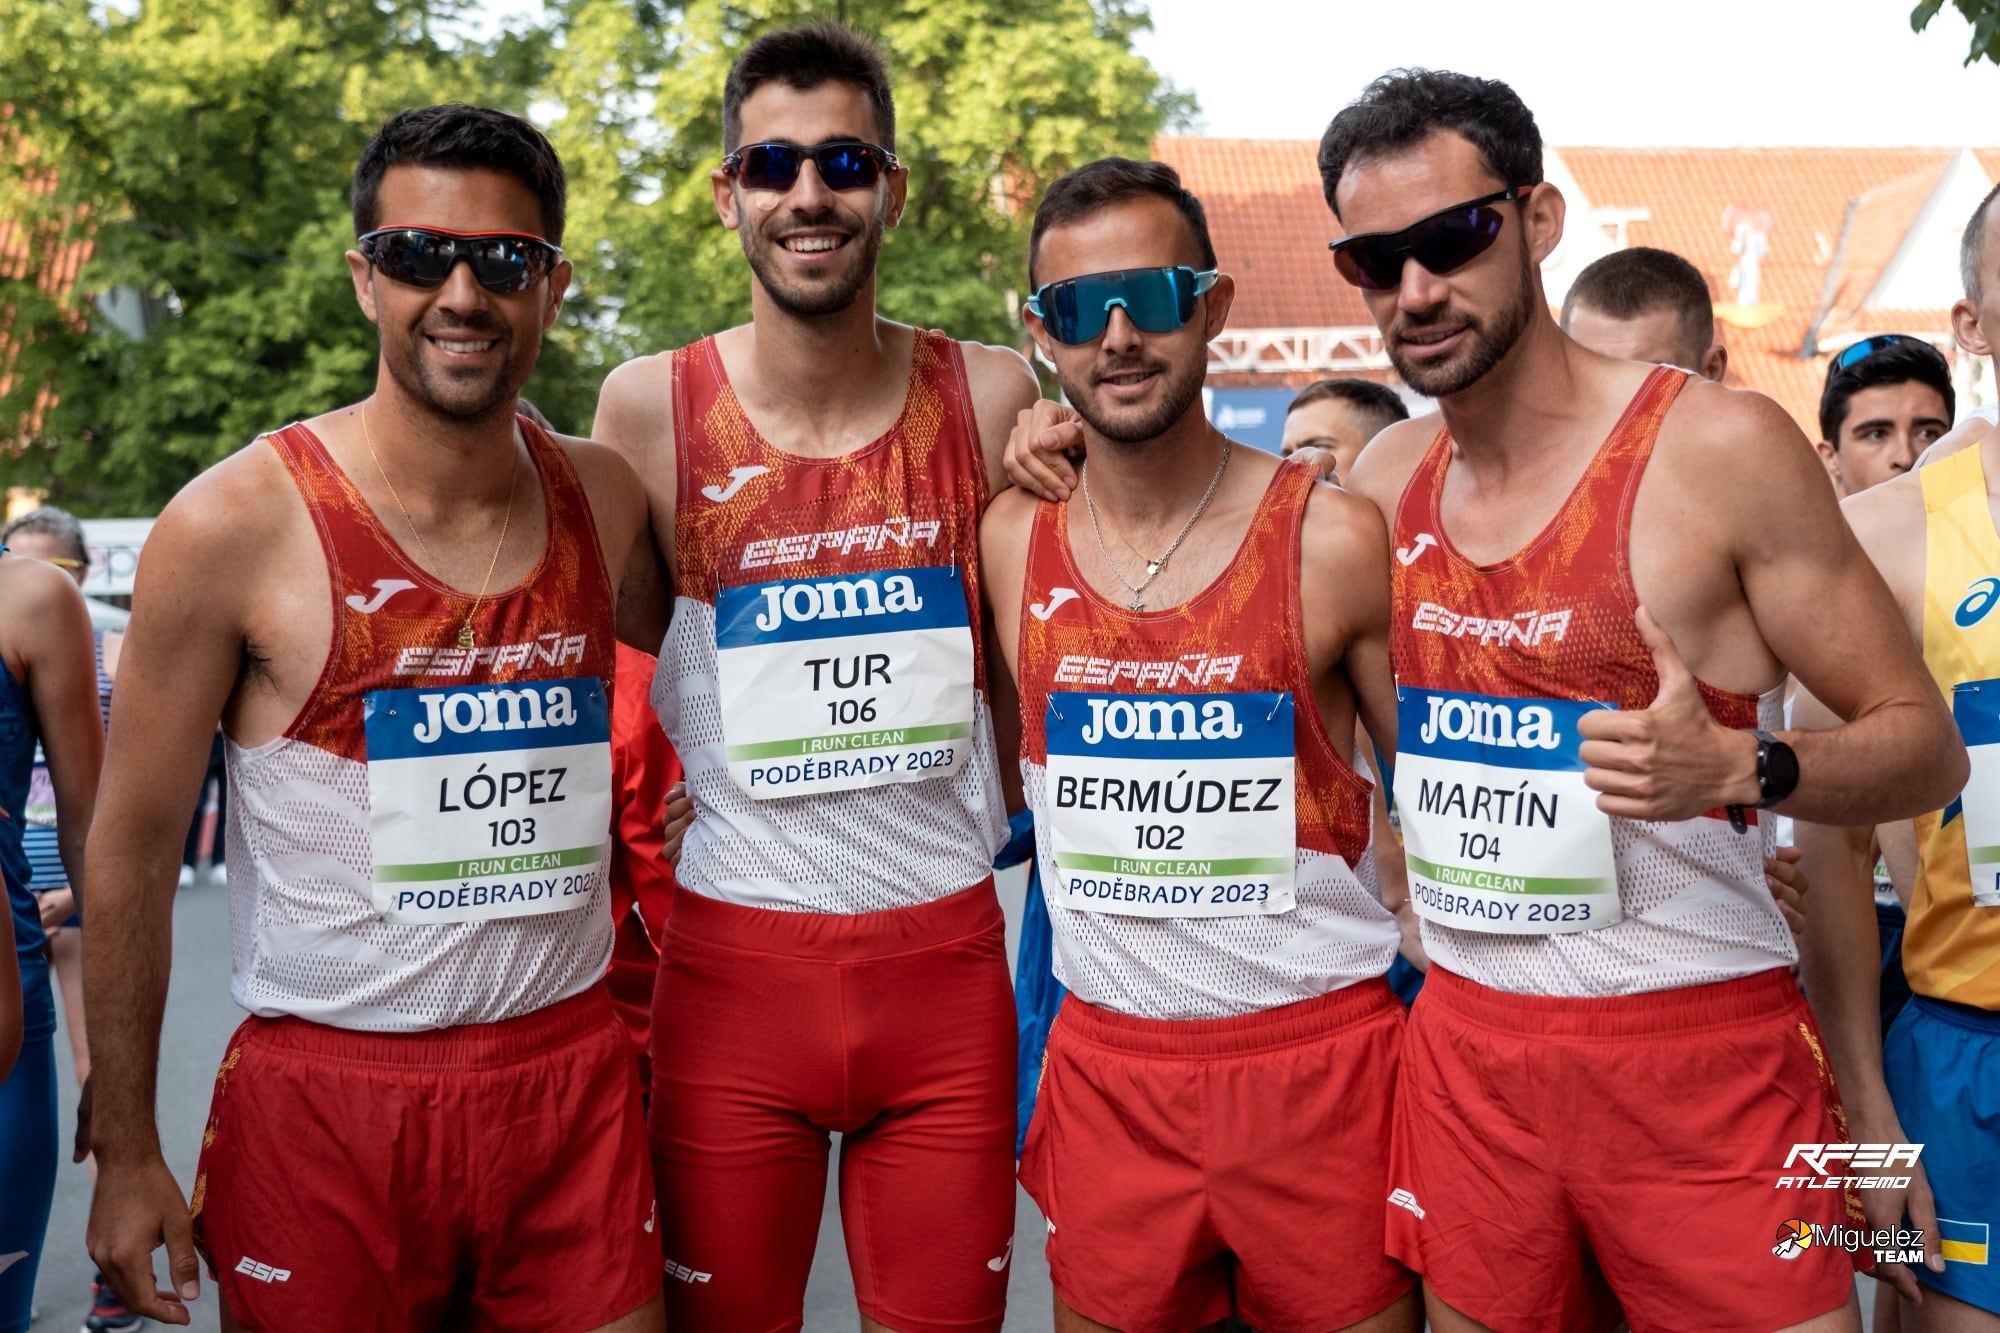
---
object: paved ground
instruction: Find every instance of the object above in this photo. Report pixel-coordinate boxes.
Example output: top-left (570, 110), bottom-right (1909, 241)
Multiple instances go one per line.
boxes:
top-left (30, 868), bottom-right (1059, 1332)
top-left (28, 868), bottom-right (1884, 1332)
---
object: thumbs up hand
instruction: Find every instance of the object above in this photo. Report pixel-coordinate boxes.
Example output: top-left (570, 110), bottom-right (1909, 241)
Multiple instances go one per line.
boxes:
top-left (1577, 607), bottom-right (1763, 822)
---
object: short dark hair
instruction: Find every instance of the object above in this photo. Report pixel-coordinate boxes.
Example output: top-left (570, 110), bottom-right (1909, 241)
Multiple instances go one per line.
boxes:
top-left (352, 104), bottom-right (567, 244)
top-left (1818, 337), bottom-right (1956, 444)
top-left (0, 506), bottom-right (87, 563)
top-left (1288, 378), bottom-right (1409, 438)
top-left (1963, 182), bottom-right (2000, 303)
top-left (723, 22), bottom-right (896, 154)
top-left (1317, 68), bottom-right (1543, 219)
top-left (1561, 247), bottom-right (1715, 359)
top-left (1028, 157), bottom-right (1216, 289)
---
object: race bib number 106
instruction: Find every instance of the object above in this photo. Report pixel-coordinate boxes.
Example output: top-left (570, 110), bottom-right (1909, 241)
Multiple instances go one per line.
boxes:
top-left (364, 677), bottom-right (612, 925)
top-left (714, 566), bottom-right (976, 799)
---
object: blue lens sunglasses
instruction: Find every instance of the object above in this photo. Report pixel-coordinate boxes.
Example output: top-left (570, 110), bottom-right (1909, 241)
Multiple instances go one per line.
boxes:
top-left (1025, 266), bottom-right (1219, 345)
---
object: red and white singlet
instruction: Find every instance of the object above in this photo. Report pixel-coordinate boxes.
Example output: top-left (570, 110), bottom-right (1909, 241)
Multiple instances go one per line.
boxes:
top-left (225, 419), bottom-right (619, 1030)
top-left (659, 329), bottom-right (1008, 912)
top-left (1016, 459), bottom-right (1397, 1019)
top-left (1388, 366), bottom-right (1791, 996)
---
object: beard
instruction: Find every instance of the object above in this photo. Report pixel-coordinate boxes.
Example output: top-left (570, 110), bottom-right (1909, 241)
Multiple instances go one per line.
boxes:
top-left (383, 311), bottom-right (531, 423)
top-left (741, 203), bottom-right (887, 319)
top-left (1386, 251), bottom-right (1537, 398)
top-left (1062, 352), bottom-right (1208, 448)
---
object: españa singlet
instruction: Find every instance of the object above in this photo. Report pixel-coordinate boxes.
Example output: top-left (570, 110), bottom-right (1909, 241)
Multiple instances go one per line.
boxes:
top-left (1017, 459), bottom-right (1397, 1019)
top-left (659, 330), bottom-right (1008, 913)
top-left (1909, 443), bottom-right (2000, 1009)
top-left (225, 419), bottom-right (618, 1031)
top-left (1389, 366), bottom-right (1791, 996)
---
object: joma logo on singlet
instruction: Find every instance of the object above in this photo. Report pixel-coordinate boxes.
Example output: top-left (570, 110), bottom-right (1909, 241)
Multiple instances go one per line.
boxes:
top-left (1411, 602), bottom-right (1572, 648)
top-left (1079, 697), bottom-right (1245, 745)
top-left (1418, 695), bottom-right (1561, 750)
top-left (739, 517), bottom-right (945, 570)
top-left (412, 685), bottom-right (581, 744)
top-left (753, 573), bottom-right (923, 632)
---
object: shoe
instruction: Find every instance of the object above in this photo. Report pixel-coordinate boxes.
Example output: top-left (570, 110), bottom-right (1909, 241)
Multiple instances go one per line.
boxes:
top-left (177, 865), bottom-right (194, 890)
top-left (83, 1269), bottom-right (145, 1330)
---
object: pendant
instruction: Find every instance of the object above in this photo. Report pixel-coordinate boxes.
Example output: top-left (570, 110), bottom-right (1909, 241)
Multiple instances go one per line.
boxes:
top-left (458, 622), bottom-right (476, 651)
top-left (1129, 595), bottom-right (1146, 611)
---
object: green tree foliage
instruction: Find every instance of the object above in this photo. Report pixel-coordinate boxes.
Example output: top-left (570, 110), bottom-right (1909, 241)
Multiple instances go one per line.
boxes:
top-left (0, 0), bottom-right (1188, 513)
top-left (1912, 0), bottom-right (2000, 65)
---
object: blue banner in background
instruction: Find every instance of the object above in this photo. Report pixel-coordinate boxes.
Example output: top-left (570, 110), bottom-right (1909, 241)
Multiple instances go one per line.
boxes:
top-left (1203, 387), bottom-right (1296, 454)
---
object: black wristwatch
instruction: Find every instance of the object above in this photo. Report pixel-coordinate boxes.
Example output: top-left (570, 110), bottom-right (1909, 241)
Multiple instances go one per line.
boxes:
top-left (1727, 729), bottom-right (1799, 833)
top-left (1751, 729), bottom-right (1800, 808)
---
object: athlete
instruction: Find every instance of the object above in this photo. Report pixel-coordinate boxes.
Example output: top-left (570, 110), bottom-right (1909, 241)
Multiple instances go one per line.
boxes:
top-left (984, 155), bottom-right (1417, 1333)
top-left (1559, 245), bottom-right (1728, 381)
top-left (82, 104), bottom-right (668, 1331)
top-left (0, 539), bottom-right (104, 1333)
top-left (1315, 70), bottom-right (1957, 1333)
top-left (590, 22), bottom-right (1040, 1333)
top-left (1796, 180), bottom-right (2000, 1333)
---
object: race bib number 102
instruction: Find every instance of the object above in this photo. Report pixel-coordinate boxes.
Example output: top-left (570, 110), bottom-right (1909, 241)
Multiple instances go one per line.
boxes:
top-left (364, 677), bottom-right (612, 925)
top-left (1045, 690), bottom-right (1296, 918)
top-left (1393, 686), bottom-right (1621, 935)
top-left (714, 566), bottom-right (976, 799)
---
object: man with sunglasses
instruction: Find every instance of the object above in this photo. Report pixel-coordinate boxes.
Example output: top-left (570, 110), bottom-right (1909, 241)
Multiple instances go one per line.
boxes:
top-left (983, 155), bottom-right (1418, 1333)
top-left (590, 22), bottom-right (1041, 1333)
top-left (1314, 70), bottom-right (1960, 1333)
top-left (1795, 182), bottom-right (2000, 1333)
top-left (82, 104), bottom-right (672, 1332)
top-left (1815, 334), bottom-right (1956, 498)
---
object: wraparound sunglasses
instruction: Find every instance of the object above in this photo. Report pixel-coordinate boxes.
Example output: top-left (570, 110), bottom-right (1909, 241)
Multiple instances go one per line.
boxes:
top-left (1327, 187), bottom-right (1533, 290)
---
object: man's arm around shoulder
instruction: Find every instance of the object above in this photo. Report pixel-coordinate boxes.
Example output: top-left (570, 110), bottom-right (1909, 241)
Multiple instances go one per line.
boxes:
top-left (962, 341), bottom-right (1043, 500)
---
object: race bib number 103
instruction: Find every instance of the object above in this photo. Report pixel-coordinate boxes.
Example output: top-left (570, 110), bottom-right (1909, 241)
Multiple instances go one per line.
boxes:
top-left (364, 677), bottom-right (612, 925)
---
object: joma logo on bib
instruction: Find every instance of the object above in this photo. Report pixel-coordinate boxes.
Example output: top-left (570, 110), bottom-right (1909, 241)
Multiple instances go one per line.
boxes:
top-left (411, 684), bottom-right (582, 744)
top-left (1417, 694), bottom-right (1561, 750)
top-left (1079, 696), bottom-right (1245, 745)
top-left (753, 573), bottom-right (923, 632)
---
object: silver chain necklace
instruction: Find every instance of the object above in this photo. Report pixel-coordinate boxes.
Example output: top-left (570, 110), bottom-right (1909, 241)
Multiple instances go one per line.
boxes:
top-left (1081, 440), bottom-right (1233, 611)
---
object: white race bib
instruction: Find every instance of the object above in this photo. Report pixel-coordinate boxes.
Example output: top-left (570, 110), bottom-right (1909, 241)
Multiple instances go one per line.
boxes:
top-left (1045, 691), bottom-right (1296, 918)
top-left (1951, 679), bottom-right (2000, 908)
top-left (364, 676), bottom-right (612, 925)
top-left (715, 566), bottom-right (975, 799)
top-left (1394, 686), bottom-right (1621, 934)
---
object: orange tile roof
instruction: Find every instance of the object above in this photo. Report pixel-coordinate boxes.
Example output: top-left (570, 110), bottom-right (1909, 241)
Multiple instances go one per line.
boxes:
top-left (1, 111), bottom-right (93, 446)
top-left (1161, 136), bottom-right (1994, 436)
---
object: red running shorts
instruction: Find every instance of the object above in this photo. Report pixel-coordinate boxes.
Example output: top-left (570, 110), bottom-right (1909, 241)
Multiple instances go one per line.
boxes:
top-left (1386, 965), bottom-right (1865, 1333)
top-left (648, 880), bottom-right (1016, 1333)
top-left (190, 983), bottom-right (658, 1332)
top-left (1019, 980), bottom-right (1414, 1333)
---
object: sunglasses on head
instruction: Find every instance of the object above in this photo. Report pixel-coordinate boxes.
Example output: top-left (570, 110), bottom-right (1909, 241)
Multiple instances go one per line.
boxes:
top-left (722, 140), bottom-right (899, 193)
top-left (1025, 266), bottom-right (1219, 346)
top-left (1327, 186), bottom-right (1532, 291)
top-left (357, 227), bottom-right (563, 294)
top-left (1830, 333), bottom-right (1948, 374)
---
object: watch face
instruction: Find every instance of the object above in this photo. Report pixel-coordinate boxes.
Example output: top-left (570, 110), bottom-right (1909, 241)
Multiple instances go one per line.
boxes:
top-left (1764, 739), bottom-right (1801, 803)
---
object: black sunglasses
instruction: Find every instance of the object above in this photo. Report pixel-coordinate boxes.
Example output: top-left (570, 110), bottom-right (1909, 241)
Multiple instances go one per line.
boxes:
top-left (357, 227), bottom-right (563, 294)
top-left (1327, 187), bottom-right (1531, 291)
top-left (721, 140), bottom-right (900, 193)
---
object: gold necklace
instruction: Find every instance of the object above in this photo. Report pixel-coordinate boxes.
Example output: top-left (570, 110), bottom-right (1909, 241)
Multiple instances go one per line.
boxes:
top-left (361, 409), bottom-right (518, 650)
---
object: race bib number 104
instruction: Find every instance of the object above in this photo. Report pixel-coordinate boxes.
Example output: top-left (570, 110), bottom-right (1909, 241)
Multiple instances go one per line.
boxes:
top-left (714, 566), bottom-right (976, 799)
top-left (1393, 687), bottom-right (1621, 935)
top-left (364, 677), bottom-right (612, 925)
